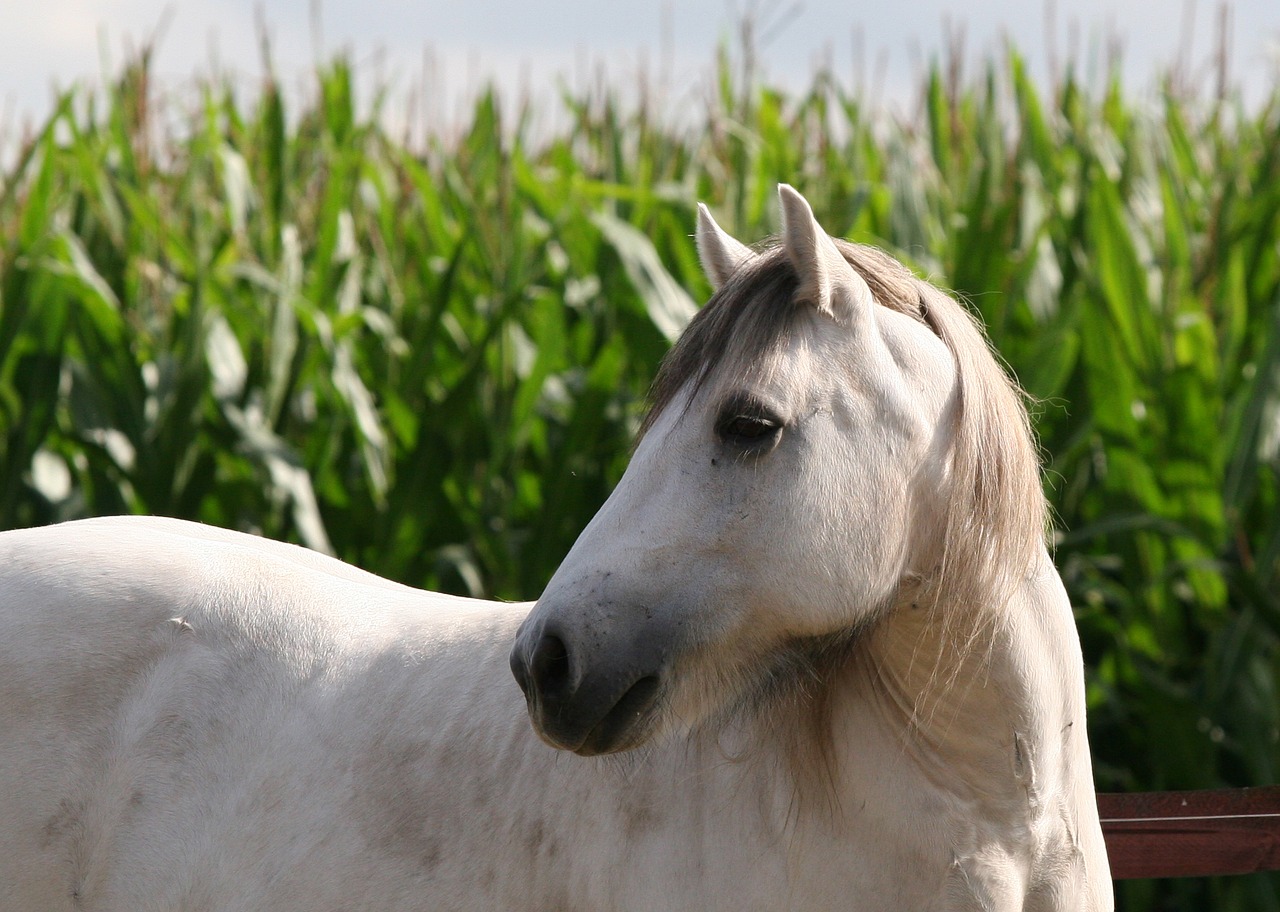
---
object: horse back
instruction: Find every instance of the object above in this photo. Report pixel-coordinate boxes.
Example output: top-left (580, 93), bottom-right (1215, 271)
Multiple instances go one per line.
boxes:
top-left (0, 516), bottom-right (527, 911)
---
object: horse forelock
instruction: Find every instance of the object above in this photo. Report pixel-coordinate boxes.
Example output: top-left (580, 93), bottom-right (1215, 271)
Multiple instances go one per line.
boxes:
top-left (639, 248), bottom-right (797, 438)
top-left (640, 242), bottom-right (929, 437)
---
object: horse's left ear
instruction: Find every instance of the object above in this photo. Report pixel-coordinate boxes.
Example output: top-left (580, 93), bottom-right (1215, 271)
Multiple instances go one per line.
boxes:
top-left (696, 203), bottom-right (755, 290)
top-left (777, 184), bottom-right (874, 323)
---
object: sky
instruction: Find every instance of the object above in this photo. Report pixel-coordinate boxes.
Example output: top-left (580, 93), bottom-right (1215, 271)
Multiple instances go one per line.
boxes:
top-left (2, 0), bottom-right (1278, 134)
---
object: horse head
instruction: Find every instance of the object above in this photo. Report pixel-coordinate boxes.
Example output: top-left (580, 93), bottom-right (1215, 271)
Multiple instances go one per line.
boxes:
top-left (510, 185), bottom-right (1041, 757)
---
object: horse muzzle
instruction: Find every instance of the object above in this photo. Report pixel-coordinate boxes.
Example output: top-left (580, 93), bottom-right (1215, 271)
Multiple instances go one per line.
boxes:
top-left (509, 612), bottom-right (671, 756)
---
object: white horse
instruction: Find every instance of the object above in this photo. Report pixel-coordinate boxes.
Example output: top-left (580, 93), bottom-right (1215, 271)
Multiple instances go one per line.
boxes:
top-left (0, 186), bottom-right (1111, 910)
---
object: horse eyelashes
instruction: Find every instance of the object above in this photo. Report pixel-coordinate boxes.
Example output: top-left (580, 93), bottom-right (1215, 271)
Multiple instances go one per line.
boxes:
top-left (715, 394), bottom-right (784, 449)
top-left (719, 415), bottom-right (779, 442)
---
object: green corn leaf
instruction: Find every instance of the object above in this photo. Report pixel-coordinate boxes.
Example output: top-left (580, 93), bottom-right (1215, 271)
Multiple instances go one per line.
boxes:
top-left (592, 210), bottom-right (696, 342)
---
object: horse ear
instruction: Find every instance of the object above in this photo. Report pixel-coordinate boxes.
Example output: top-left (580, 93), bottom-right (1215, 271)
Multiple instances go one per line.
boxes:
top-left (777, 184), bottom-right (873, 323)
top-left (696, 203), bottom-right (755, 290)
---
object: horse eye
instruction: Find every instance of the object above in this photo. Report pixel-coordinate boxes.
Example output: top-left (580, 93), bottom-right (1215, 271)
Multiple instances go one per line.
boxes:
top-left (717, 413), bottom-right (782, 446)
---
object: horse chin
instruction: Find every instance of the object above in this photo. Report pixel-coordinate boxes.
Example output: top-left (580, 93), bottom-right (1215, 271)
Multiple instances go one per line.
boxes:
top-left (532, 718), bottom-right (654, 757)
top-left (570, 722), bottom-right (652, 757)
top-left (532, 675), bottom-right (664, 756)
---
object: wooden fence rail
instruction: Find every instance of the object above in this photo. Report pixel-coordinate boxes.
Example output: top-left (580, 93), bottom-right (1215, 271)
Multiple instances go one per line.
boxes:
top-left (1099, 787), bottom-right (1280, 879)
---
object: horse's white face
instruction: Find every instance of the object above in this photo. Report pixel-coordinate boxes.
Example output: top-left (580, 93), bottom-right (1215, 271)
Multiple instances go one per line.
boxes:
top-left (511, 186), bottom-right (959, 755)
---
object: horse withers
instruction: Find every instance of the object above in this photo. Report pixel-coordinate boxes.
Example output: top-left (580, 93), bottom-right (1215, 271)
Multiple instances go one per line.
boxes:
top-left (0, 185), bottom-right (1111, 910)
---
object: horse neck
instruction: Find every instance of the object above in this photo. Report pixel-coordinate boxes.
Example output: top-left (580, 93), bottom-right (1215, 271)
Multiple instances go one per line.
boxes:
top-left (845, 547), bottom-right (1092, 812)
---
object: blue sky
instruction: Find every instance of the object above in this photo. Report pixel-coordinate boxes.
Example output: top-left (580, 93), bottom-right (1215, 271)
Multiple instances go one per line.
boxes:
top-left (2, 1), bottom-right (1277, 129)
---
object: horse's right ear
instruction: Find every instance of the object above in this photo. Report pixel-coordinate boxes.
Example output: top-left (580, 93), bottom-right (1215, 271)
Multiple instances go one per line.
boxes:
top-left (778, 184), bottom-right (873, 326)
top-left (696, 204), bottom-right (754, 290)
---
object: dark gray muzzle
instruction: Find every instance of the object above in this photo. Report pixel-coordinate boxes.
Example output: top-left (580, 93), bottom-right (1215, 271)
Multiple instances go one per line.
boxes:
top-left (509, 609), bottom-right (671, 756)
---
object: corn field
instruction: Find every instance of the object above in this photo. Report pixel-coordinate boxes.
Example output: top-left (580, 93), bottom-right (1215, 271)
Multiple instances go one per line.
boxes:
top-left (2, 45), bottom-right (1279, 910)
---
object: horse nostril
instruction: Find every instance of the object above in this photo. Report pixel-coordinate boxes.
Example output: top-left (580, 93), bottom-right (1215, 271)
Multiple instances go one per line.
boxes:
top-left (530, 633), bottom-right (571, 696)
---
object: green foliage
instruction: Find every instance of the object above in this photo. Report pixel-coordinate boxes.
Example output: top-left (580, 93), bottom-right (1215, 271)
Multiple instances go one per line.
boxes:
top-left (2, 46), bottom-right (1279, 909)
